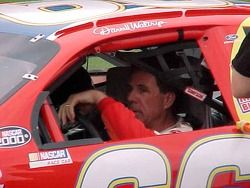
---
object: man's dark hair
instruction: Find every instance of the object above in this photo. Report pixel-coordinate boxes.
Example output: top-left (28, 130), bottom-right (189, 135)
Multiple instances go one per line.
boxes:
top-left (129, 66), bottom-right (181, 114)
top-left (130, 66), bottom-right (177, 94)
top-left (154, 73), bottom-right (178, 94)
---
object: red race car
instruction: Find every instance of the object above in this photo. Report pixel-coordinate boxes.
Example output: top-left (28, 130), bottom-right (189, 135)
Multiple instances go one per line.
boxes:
top-left (0, 0), bottom-right (250, 187)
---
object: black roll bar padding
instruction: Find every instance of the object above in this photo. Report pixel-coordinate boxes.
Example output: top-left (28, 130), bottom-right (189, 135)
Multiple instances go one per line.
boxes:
top-left (176, 51), bottom-right (200, 87)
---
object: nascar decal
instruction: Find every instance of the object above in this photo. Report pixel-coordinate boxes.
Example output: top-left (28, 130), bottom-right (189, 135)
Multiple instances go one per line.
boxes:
top-left (0, 0), bottom-right (124, 25)
top-left (0, 126), bottom-right (31, 148)
top-left (28, 149), bottom-right (72, 169)
top-left (176, 134), bottom-right (250, 188)
top-left (231, 17), bottom-right (250, 119)
top-left (76, 144), bottom-right (170, 188)
top-left (117, 0), bottom-right (233, 8)
top-left (93, 20), bottom-right (166, 36)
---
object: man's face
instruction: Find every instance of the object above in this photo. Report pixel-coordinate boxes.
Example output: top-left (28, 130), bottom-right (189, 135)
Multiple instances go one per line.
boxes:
top-left (127, 70), bottom-right (169, 129)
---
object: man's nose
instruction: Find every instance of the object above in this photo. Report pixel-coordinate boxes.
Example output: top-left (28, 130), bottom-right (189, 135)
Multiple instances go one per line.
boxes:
top-left (127, 89), bottom-right (137, 102)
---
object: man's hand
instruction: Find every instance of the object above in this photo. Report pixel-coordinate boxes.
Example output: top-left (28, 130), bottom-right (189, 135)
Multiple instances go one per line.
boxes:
top-left (58, 90), bottom-right (107, 125)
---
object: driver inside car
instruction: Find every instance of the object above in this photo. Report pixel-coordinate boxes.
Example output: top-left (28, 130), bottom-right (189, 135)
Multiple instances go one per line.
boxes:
top-left (58, 67), bottom-right (193, 140)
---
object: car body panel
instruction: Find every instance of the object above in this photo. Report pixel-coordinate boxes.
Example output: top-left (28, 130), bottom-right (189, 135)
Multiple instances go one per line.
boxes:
top-left (1, 0), bottom-right (250, 187)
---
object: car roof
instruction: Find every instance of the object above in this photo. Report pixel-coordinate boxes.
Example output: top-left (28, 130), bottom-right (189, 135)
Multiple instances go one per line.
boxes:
top-left (0, 0), bottom-right (249, 38)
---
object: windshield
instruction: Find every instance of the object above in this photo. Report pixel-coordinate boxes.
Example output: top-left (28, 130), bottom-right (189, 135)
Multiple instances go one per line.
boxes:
top-left (0, 32), bottom-right (59, 104)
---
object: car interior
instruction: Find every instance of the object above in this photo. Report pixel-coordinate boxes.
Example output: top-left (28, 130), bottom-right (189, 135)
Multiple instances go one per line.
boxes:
top-left (36, 40), bottom-right (234, 148)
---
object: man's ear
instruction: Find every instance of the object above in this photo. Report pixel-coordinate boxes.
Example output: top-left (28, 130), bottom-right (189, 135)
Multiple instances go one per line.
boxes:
top-left (163, 92), bottom-right (176, 109)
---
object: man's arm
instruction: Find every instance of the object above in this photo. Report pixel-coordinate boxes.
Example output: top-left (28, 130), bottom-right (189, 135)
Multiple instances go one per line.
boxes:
top-left (231, 67), bottom-right (250, 98)
top-left (58, 90), bottom-right (106, 125)
top-left (97, 97), bottom-right (155, 140)
top-left (231, 33), bottom-right (250, 98)
top-left (59, 90), bottom-right (155, 140)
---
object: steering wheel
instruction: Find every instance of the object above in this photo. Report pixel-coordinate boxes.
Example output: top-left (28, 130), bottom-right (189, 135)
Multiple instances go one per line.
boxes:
top-left (63, 110), bottom-right (103, 141)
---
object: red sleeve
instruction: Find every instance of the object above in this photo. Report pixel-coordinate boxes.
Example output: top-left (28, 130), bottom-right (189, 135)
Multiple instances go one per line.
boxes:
top-left (97, 97), bottom-right (155, 140)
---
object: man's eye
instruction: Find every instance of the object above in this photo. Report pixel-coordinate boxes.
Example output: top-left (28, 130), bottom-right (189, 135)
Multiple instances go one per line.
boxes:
top-left (138, 87), bottom-right (148, 93)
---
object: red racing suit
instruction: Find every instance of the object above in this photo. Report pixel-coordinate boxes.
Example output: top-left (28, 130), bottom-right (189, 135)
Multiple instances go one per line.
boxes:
top-left (97, 97), bottom-right (155, 140)
top-left (97, 97), bottom-right (193, 140)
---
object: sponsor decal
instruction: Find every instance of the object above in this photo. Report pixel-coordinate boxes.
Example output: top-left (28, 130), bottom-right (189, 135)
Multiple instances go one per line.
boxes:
top-left (237, 98), bottom-right (250, 113)
top-left (29, 149), bottom-right (72, 169)
top-left (93, 20), bottom-right (167, 35)
top-left (224, 34), bottom-right (238, 44)
top-left (0, 126), bottom-right (31, 148)
top-left (184, 87), bottom-right (207, 101)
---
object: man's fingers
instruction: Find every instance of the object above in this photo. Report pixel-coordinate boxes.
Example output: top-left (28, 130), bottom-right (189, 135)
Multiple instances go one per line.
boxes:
top-left (66, 104), bottom-right (75, 122)
top-left (58, 90), bottom-right (103, 126)
top-left (58, 103), bottom-right (75, 125)
top-left (58, 105), bottom-right (65, 124)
